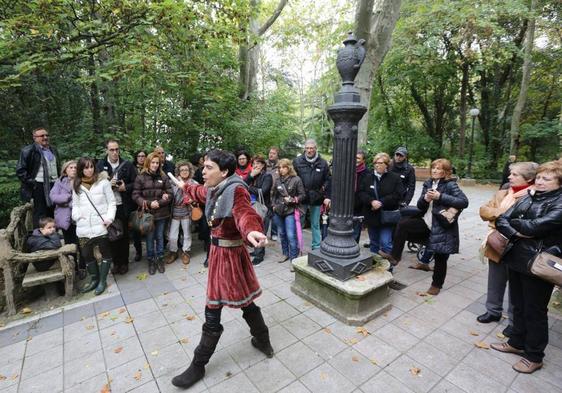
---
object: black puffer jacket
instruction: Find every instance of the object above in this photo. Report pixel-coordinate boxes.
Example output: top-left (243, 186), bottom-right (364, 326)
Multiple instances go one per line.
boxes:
top-left (293, 154), bottom-right (329, 205)
top-left (389, 160), bottom-right (416, 205)
top-left (417, 178), bottom-right (469, 254)
top-left (496, 188), bottom-right (562, 275)
top-left (26, 229), bottom-right (62, 253)
top-left (358, 171), bottom-right (404, 227)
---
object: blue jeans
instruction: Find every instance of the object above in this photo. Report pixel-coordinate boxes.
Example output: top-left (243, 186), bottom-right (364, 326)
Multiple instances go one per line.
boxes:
top-left (274, 213), bottom-right (299, 259)
top-left (146, 219), bottom-right (166, 259)
top-left (300, 205), bottom-right (321, 250)
top-left (368, 224), bottom-right (393, 254)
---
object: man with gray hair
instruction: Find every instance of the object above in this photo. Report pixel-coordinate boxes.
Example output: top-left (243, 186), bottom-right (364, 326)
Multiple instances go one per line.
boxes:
top-left (293, 139), bottom-right (330, 250)
top-left (16, 127), bottom-right (60, 228)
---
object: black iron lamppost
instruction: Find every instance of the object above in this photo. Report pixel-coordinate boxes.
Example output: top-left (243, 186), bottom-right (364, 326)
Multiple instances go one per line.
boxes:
top-left (307, 33), bottom-right (373, 281)
top-left (466, 108), bottom-right (480, 179)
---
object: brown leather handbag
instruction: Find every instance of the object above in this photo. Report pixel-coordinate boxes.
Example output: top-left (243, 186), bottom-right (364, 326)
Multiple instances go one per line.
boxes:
top-left (529, 247), bottom-right (562, 286)
top-left (191, 203), bottom-right (203, 221)
top-left (485, 230), bottom-right (509, 263)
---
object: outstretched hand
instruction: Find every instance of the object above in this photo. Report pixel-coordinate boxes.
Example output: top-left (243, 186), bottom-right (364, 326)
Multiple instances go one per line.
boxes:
top-left (247, 231), bottom-right (268, 248)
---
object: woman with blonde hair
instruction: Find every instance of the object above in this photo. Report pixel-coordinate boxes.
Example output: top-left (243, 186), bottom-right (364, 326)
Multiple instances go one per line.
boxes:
top-left (382, 158), bottom-right (468, 295)
top-left (132, 151), bottom-right (172, 274)
top-left (358, 152), bottom-right (403, 258)
top-left (477, 162), bottom-right (538, 335)
top-left (271, 158), bottom-right (306, 264)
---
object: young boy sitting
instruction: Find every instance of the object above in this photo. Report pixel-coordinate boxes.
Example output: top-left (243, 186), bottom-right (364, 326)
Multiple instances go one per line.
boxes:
top-left (26, 217), bottom-right (62, 272)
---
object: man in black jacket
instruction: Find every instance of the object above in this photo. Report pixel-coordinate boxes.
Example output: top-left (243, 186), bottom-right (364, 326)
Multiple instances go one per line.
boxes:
top-left (96, 139), bottom-right (137, 274)
top-left (16, 127), bottom-right (60, 228)
top-left (389, 146), bottom-right (416, 206)
top-left (293, 139), bottom-right (329, 250)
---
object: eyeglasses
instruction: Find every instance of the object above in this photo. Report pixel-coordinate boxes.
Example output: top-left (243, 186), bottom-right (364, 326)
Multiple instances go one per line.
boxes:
top-left (108, 148), bottom-right (120, 152)
top-left (34, 133), bottom-right (49, 138)
top-left (395, 153), bottom-right (404, 157)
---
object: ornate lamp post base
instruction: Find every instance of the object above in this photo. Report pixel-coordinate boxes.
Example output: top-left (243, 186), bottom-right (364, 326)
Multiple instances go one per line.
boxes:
top-left (308, 248), bottom-right (374, 281)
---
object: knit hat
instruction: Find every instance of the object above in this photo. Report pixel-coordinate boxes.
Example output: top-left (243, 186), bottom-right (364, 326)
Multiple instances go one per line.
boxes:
top-left (395, 147), bottom-right (408, 157)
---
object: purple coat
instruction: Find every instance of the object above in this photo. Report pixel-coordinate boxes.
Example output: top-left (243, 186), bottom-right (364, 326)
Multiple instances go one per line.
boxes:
top-left (49, 177), bottom-right (73, 230)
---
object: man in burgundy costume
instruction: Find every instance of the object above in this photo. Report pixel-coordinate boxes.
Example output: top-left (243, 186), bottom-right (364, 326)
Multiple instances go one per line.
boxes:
top-left (170, 149), bottom-right (273, 389)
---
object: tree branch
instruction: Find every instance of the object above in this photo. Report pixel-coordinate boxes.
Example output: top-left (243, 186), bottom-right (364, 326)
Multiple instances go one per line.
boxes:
top-left (257, 0), bottom-right (288, 36)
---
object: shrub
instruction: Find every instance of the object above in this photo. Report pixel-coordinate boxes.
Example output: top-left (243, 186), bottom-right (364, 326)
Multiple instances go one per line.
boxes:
top-left (0, 182), bottom-right (20, 228)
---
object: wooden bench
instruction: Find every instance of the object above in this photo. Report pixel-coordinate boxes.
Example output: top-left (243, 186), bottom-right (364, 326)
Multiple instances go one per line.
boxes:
top-left (0, 203), bottom-right (77, 316)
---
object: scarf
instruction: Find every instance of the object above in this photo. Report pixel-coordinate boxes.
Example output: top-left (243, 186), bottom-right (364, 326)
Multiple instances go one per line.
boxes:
top-left (81, 176), bottom-right (95, 190)
top-left (355, 162), bottom-right (366, 191)
top-left (235, 164), bottom-right (252, 179)
top-left (205, 175), bottom-right (248, 222)
top-left (499, 184), bottom-right (533, 210)
top-left (305, 152), bottom-right (319, 163)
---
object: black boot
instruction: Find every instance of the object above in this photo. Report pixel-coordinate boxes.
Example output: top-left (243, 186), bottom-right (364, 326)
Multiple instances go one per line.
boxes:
top-left (156, 256), bottom-right (166, 273)
top-left (242, 305), bottom-right (274, 358)
top-left (172, 324), bottom-right (223, 388)
top-left (81, 261), bottom-right (99, 293)
top-left (148, 258), bottom-right (157, 275)
top-left (95, 260), bottom-right (111, 296)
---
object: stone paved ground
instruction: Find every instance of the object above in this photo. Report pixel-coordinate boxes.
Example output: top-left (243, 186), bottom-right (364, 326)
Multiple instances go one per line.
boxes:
top-left (1, 183), bottom-right (561, 393)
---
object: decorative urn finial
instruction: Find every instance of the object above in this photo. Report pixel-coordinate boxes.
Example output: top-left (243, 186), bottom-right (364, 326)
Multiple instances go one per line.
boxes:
top-left (336, 32), bottom-right (366, 86)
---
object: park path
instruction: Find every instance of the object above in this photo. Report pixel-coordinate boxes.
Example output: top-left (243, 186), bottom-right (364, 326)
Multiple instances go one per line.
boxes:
top-left (0, 182), bottom-right (561, 393)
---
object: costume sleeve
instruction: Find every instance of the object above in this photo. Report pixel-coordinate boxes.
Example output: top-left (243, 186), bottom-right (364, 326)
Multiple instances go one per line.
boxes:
top-left (182, 182), bottom-right (208, 205)
top-left (232, 186), bottom-right (263, 242)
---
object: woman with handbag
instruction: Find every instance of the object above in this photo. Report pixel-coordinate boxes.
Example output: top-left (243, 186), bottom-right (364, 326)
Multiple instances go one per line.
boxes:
top-left (163, 161), bottom-right (198, 265)
top-left (477, 162), bottom-right (538, 335)
top-left (271, 159), bottom-right (306, 266)
top-left (131, 149), bottom-right (148, 262)
top-left (71, 157), bottom-right (116, 295)
top-left (381, 158), bottom-right (468, 295)
top-left (245, 155), bottom-right (273, 265)
top-left (358, 153), bottom-right (403, 259)
top-left (132, 152), bottom-right (172, 275)
top-left (491, 161), bottom-right (562, 374)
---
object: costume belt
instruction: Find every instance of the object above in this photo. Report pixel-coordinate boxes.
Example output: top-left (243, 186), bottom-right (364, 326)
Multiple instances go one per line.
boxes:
top-left (210, 237), bottom-right (244, 247)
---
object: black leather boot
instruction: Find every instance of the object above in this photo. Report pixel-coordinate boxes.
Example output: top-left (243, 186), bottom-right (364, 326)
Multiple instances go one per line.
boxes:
top-left (242, 305), bottom-right (274, 358)
top-left (95, 260), bottom-right (111, 296)
top-left (81, 261), bottom-right (99, 293)
top-left (156, 256), bottom-right (165, 273)
top-left (148, 258), bottom-right (157, 275)
top-left (172, 324), bottom-right (223, 388)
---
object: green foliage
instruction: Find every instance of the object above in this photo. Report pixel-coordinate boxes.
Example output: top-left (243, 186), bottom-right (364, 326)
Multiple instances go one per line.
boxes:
top-left (0, 182), bottom-right (20, 228)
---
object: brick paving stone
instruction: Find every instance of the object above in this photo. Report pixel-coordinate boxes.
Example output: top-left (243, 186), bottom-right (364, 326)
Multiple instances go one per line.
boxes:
top-left (63, 350), bottom-right (105, 390)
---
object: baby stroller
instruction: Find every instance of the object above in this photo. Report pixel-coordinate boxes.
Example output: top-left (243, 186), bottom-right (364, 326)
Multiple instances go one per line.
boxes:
top-left (401, 206), bottom-right (434, 265)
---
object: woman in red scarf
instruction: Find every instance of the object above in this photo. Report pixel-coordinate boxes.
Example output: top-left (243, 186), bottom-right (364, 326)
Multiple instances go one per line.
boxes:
top-left (170, 149), bottom-right (271, 389)
top-left (477, 162), bottom-right (538, 336)
top-left (235, 150), bottom-right (253, 179)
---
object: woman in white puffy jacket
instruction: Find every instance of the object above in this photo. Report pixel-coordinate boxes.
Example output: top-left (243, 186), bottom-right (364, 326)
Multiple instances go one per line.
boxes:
top-left (72, 157), bottom-right (116, 295)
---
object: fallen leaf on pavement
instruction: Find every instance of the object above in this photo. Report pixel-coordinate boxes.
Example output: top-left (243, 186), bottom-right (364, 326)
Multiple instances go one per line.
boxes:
top-left (110, 316), bottom-right (118, 321)
top-left (496, 332), bottom-right (506, 339)
top-left (100, 311), bottom-right (111, 318)
top-left (322, 327), bottom-right (332, 334)
top-left (469, 331), bottom-right (479, 336)
top-left (0, 375), bottom-right (6, 381)
top-left (320, 372), bottom-right (328, 380)
top-left (118, 308), bottom-right (126, 314)
top-left (409, 367), bottom-right (422, 376)
top-left (113, 346), bottom-right (123, 354)
top-left (100, 383), bottom-right (111, 393)
top-left (474, 341), bottom-right (490, 349)
top-left (124, 317), bottom-right (134, 324)
top-left (179, 338), bottom-right (189, 344)
top-left (86, 325), bottom-right (95, 331)
top-left (356, 327), bottom-right (370, 337)
top-left (351, 355), bottom-right (360, 362)
top-left (133, 370), bottom-right (142, 381)
top-left (185, 315), bottom-right (196, 321)
top-left (225, 371), bottom-right (232, 377)
top-left (369, 358), bottom-right (378, 365)
top-left (151, 350), bottom-right (159, 356)
top-left (144, 362), bottom-right (150, 370)
top-left (355, 275), bottom-right (366, 281)
top-left (416, 292), bottom-right (430, 297)
top-left (10, 374), bottom-right (18, 381)
top-left (344, 338), bottom-right (359, 345)
top-left (21, 307), bottom-right (32, 314)
top-left (136, 273), bottom-right (148, 281)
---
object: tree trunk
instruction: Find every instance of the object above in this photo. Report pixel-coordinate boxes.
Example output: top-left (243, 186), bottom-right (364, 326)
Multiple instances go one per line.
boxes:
top-left (458, 61), bottom-right (469, 157)
top-left (354, 0), bottom-right (402, 147)
top-left (509, 0), bottom-right (536, 155)
top-left (87, 53), bottom-right (101, 135)
top-left (238, 0), bottom-right (288, 100)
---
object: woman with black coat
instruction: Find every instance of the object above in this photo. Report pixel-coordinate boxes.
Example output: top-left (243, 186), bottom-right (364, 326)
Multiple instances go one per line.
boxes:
top-left (358, 153), bottom-right (404, 257)
top-left (381, 159), bottom-right (469, 295)
top-left (490, 161), bottom-right (562, 374)
top-left (245, 155), bottom-right (273, 265)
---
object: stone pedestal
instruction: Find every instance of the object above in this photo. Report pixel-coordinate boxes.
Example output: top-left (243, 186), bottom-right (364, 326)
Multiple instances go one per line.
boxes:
top-left (291, 255), bottom-right (393, 326)
top-left (459, 178), bottom-right (476, 187)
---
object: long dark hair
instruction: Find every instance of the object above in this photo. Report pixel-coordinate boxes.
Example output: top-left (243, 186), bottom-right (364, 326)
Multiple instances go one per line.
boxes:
top-left (74, 157), bottom-right (98, 193)
top-left (134, 150), bottom-right (147, 166)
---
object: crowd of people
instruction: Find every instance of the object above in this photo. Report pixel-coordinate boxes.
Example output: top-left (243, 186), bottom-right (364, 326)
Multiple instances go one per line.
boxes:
top-left (15, 126), bottom-right (562, 378)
